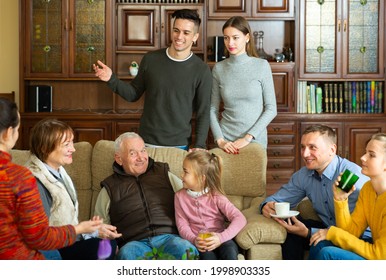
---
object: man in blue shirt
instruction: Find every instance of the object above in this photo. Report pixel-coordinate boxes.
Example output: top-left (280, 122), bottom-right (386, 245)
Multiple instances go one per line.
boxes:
top-left (260, 124), bottom-right (370, 259)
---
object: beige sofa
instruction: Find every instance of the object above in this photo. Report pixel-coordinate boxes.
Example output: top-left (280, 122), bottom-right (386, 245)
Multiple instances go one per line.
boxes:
top-left (11, 140), bottom-right (287, 260)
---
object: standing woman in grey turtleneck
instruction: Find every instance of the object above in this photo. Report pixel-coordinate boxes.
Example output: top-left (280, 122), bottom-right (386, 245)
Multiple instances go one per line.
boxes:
top-left (210, 16), bottom-right (277, 154)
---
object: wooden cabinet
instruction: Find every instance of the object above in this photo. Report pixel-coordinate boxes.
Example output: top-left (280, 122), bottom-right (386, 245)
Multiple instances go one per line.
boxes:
top-left (271, 62), bottom-right (295, 112)
top-left (208, 0), bottom-right (294, 19)
top-left (20, 0), bottom-right (113, 113)
top-left (298, 0), bottom-right (384, 79)
top-left (266, 120), bottom-right (297, 195)
top-left (23, 0), bottom-right (112, 78)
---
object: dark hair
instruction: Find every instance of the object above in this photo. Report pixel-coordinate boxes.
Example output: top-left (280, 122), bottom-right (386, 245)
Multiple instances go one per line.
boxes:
top-left (222, 16), bottom-right (258, 58)
top-left (30, 118), bottom-right (74, 162)
top-left (303, 124), bottom-right (337, 145)
top-left (0, 97), bottom-right (19, 133)
top-left (172, 9), bottom-right (201, 30)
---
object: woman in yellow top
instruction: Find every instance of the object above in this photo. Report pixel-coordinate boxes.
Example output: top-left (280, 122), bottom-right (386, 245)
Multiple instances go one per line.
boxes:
top-left (310, 133), bottom-right (386, 260)
top-left (309, 133), bottom-right (386, 260)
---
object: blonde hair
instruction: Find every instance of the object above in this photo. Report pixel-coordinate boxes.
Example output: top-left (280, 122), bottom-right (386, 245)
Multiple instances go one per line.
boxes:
top-left (369, 133), bottom-right (386, 153)
top-left (184, 151), bottom-right (225, 195)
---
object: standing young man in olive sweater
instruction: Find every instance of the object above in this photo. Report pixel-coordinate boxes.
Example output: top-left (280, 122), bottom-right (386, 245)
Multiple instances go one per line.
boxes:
top-left (93, 9), bottom-right (212, 150)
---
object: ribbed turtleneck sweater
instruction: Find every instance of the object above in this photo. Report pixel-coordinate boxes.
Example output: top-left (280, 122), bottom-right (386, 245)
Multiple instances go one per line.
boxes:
top-left (210, 53), bottom-right (277, 149)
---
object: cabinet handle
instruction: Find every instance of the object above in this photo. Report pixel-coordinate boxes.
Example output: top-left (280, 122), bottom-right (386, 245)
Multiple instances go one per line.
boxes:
top-left (273, 127), bottom-right (281, 132)
top-left (273, 139), bottom-right (281, 144)
top-left (272, 175), bottom-right (280, 180)
top-left (338, 19), bottom-right (341, 32)
top-left (273, 163), bottom-right (280, 169)
top-left (344, 20), bottom-right (347, 32)
top-left (273, 151), bottom-right (280, 156)
top-left (161, 22), bottom-right (165, 33)
top-left (64, 19), bottom-right (68, 31)
top-left (70, 19), bottom-right (73, 31)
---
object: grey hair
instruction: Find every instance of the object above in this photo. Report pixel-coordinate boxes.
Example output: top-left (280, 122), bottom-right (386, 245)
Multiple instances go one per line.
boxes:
top-left (114, 132), bottom-right (142, 153)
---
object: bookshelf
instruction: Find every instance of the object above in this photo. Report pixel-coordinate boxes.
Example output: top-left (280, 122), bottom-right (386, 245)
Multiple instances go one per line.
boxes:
top-left (296, 80), bottom-right (384, 114)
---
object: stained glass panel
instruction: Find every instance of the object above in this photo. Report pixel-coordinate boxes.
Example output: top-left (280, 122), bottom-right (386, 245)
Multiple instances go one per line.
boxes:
top-left (348, 0), bottom-right (379, 73)
top-left (74, 0), bottom-right (106, 73)
top-left (305, 0), bottom-right (336, 73)
top-left (31, 0), bottom-right (63, 73)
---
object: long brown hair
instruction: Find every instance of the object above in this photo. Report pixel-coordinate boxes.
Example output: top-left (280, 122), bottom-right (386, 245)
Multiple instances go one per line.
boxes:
top-left (222, 16), bottom-right (258, 58)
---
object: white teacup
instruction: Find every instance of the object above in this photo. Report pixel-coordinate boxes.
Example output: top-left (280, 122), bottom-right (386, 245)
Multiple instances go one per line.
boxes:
top-left (275, 202), bottom-right (290, 216)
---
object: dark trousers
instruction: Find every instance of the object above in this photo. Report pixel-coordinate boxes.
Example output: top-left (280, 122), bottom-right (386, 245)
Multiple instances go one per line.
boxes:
top-left (59, 238), bottom-right (117, 260)
top-left (281, 217), bottom-right (326, 260)
top-left (199, 239), bottom-right (239, 260)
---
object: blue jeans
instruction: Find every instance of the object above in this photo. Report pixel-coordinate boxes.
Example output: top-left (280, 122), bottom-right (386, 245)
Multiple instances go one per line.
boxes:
top-left (116, 234), bottom-right (198, 260)
top-left (309, 240), bottom-right (365, 260)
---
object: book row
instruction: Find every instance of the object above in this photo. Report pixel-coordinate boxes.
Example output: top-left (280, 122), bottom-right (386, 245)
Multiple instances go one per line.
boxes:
top-left (297, 81), bottom-right (384, 114)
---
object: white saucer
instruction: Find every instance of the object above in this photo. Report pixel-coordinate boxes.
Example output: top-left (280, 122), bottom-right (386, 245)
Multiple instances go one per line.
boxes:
top-left (270, 210), bottom-right (300, 219)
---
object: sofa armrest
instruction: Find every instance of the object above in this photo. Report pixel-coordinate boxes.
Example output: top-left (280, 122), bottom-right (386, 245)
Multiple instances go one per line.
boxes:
top-left (235, 206), bottom-right (287, 250)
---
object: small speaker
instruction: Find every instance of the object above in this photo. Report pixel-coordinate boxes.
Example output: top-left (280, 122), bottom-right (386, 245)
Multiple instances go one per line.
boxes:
top-left (27, 85), bottom-right (52, 112)
top-left (214, 36), bottom-right (226, 62)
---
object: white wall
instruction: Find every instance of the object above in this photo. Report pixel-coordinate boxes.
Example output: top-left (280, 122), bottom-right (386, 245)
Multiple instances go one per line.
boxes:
top-left (0, 0), bottom-right (19, 105)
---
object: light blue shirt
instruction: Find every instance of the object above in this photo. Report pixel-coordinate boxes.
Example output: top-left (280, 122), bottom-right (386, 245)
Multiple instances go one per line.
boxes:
top-left (261, 155), bottom-right (371, 237)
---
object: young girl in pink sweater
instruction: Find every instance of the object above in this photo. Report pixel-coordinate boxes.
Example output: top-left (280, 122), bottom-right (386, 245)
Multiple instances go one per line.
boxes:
top-left (174, 151), bottom-right (247, 260)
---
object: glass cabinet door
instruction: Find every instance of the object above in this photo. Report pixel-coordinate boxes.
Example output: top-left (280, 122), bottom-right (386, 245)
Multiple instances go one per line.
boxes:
top-left (299, 0), bottom-right (384, 79)
top-left (346, 0), bottom-right (381, 76)
top-left (71, 0), bottom-right (107, 75)
top-left (27, 0), bottom-right (66, 76)
top-left (300, 0), bottom-right (340, 79)
top-left (26, 0), bottom-right (109, 77)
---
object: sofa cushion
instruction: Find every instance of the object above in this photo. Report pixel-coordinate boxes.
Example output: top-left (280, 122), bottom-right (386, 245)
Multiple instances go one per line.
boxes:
top-left (65, 142), bottom-right (93, 221)
top-left (209, 143), bottom-right (267, 202)
top-left (10, 149), bottom-right (30, 166)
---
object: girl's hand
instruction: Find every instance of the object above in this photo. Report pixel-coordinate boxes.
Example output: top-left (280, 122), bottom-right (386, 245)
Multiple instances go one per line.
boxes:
top-left (196, 233), bottom-right (221, 252)
top-left (309, 228), bottom-right (328, 246)
top-left (332, 173), bottom-right (356, 201)
top-left (203, 233), bottom-right (221, 252)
